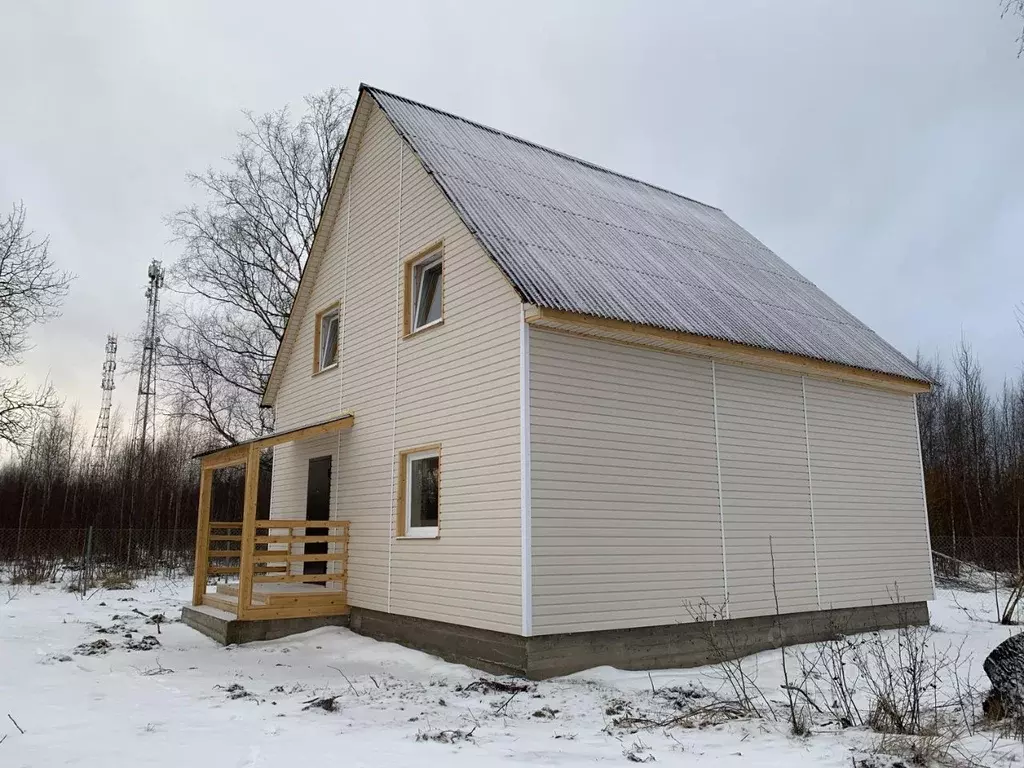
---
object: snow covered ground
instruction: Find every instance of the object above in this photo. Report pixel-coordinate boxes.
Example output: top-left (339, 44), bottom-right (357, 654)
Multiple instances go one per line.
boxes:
top-left (0, 574), bottom-right (1021, 767)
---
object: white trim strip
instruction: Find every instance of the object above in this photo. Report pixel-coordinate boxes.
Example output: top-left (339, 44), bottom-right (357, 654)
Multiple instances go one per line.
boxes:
top-left (801, 376), bottom-right (822, 610)
top-left (386, 140), bottom-right (405, 613)
top-left (913, 394), bottom-right (936, 594)
top-left (520, 305), bottom-right (533, 636)
top-left (710, 360), bottom-right (729, 619)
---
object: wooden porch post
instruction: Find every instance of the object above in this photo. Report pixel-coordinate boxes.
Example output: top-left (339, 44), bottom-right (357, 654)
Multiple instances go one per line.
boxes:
top-left (191, 465), bottom-right (213, 606)
top-left (236, 444), bottom-right (260, 620)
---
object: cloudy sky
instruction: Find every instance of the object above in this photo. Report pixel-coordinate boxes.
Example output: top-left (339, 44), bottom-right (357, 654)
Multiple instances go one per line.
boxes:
top-left (1, 1), bottom-right (1022, 434)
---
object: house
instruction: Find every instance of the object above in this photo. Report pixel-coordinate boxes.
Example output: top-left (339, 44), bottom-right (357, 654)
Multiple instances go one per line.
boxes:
top-left (183, 84), bottom-right (934, 678)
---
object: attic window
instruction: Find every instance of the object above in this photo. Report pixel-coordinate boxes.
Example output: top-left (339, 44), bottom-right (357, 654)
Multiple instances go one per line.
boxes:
top-left (314, 304), bottom-right (340, 373)
top-left (405, 247), bottom-right (443, 334)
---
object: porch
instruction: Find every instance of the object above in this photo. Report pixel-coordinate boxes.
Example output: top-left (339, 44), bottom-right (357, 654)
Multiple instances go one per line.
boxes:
top-left (187, 415), bottom-right (353, 626)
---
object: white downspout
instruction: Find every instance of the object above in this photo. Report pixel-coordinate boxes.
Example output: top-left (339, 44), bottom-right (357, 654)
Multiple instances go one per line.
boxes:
top-left (386, 140), bottom-right (404, 613)
top-left (801, 376), bottom-right (822, 610)
top-left (520, 305), bottom-right (533, 636)
top-left (711, 360), bottom-right (729, 618)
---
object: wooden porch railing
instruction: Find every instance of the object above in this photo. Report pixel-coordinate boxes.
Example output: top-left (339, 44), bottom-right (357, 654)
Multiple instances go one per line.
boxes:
top-left (191, 418), bottom-right (357, 623)
top-left (193, 519), bottom-right (349, 619)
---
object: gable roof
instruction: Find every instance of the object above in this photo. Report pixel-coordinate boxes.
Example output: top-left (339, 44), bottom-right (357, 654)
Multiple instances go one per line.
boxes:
top-left (264, 85), bottom-right (925, 406)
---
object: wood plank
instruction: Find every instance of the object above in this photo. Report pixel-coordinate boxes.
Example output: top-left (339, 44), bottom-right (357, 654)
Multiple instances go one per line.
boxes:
top-left (250, 415), bottom-right (353, 451)
top-left (255, 535), bottom-right (347, 545)
top-left (208, 534), bottom-right (243, 541)
top-left (253, 572), bottom-right (347, 584)
top-left (525, 306), bottom-right (931, 394)
top-left (201, 447), bottom-right (248, 471)
top-left (264, 593), bottom-right (348, 608)
top-left (207, 550), bottom-right (241, 558)
top-left (201, 594), bottom-right (238, 614)
top-left (251, 553), bottom-right (346, 564)
top-left (192, 467), bottom-right (214, 606)
top-left (209, 522), bottom-right (244, 529)
top-left (236, 443), bottom-right (260, 619)
top-left (209, 565), bottom-right (286, 575)
top-left (253, 520), bottom-right (349, 530)
top-left (239, 603), bottom-right (350, 621)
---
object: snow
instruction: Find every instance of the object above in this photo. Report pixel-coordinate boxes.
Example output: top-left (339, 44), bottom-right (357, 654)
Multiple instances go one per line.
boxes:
top-left (0, 575), bottom-right (1020, 766)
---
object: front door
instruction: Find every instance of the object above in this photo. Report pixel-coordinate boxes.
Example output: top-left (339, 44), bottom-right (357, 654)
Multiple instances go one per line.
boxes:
top-left (304, 456), bottom-right (332, 579)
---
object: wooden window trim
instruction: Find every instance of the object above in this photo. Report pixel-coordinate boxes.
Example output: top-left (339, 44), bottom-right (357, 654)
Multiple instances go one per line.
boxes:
top-left (396, 443), bottom-right (442, 539)
top-left (402, 242), bottom-right (445, 338)
top-left (312, 301), bottom-right (341, 375)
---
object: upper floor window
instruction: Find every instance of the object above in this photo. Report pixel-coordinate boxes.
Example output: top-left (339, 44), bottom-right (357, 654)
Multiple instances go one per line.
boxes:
top-left (406, 248), bottom-right (443, 334)
top-left (314, 303), bottom-right (340, 373)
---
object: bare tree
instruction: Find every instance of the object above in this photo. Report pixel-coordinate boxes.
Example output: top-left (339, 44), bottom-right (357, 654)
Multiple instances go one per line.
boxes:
top-left (163, 88), bottom-right (353, 444)
top-left (1004, 0), bottom-right (1024, 55)
top-left (0, 203), bottom-right (72, 447)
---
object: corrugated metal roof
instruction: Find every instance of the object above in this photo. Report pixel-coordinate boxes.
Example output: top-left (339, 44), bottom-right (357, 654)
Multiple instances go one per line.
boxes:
top-left (367, 86), bottom-right (926, 383)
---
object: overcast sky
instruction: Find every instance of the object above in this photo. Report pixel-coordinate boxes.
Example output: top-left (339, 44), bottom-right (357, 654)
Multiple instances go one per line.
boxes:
top-left (1, 1), bottom-right (1022, 435)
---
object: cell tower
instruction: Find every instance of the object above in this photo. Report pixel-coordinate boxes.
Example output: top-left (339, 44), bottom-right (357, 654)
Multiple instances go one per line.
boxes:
top-left (131, 259), bottom-right (164, 456)
top-left (90, 334), bottom-right (118, 465)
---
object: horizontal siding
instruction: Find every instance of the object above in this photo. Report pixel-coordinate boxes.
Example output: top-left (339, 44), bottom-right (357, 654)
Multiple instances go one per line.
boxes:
top-left (529, 330), bottom-right (724, 634)
top-left (805, 378), bottom-right (933, 608)
top-left (715, 363), bottom-right (818, 618)
top-left (270, 101), bottom-right (522, 634)
top-left (529, 329), bottom-right (933, 635)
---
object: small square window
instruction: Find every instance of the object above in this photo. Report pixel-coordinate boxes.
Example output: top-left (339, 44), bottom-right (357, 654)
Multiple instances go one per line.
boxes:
top-left (409, 251), bottom-right (442, 333)
top-left (314, 305), bottom-right (340, 372)
top-left (400, 447), bottom-right (439, 538)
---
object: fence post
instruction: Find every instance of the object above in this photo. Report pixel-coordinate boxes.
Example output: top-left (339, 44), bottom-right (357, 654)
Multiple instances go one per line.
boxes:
top-left (82, 525), bottom-right (93, 592)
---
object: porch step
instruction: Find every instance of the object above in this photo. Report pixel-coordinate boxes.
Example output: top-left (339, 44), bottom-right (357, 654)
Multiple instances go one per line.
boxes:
top-left (214, 582), bottom-right (342, 606)
top-left (202, 593), bottom-right (239, 613)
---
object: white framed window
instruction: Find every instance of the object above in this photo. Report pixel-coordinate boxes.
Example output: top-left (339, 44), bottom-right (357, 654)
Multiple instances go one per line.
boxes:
top-left (315, 305), bottom-right (340, 372)
top-left (408, 250), bottom-right (442, 333)
top-left (400, 447), bottom-right (440, 538)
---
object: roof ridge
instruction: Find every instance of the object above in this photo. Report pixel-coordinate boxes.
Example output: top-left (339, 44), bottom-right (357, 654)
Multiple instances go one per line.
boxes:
top-left (361, 83), bottom-right (722, 213)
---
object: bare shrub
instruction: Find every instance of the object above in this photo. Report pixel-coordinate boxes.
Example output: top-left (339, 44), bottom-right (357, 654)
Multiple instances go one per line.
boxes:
top-left (683, 597), bottom-right (774, 719)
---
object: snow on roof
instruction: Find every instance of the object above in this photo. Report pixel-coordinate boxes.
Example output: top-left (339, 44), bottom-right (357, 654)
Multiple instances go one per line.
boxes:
top-left (366, 85), bottom-right (926, 384)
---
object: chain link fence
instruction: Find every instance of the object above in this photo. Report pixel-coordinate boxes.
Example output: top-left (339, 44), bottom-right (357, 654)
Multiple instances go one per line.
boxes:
top-left (931, 535), bottom-right (1024, 579)
top-left (0, 527), bottom-right (195, 587)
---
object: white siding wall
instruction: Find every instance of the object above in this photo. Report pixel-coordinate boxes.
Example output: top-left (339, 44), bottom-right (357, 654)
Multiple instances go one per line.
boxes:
top-left (805, 378), bottom-right (933, 607)
top-left (716, 364), bottom-right (817, 619)
top-left (269, 101), bottom-right (523, 634)
top-left (529, 330), bottom-right (723, 634)
top-left (529, 329), bottom-right (932, 635)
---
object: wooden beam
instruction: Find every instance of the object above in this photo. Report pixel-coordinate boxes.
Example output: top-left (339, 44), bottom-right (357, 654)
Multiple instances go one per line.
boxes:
top-left (251, 552), bottom-right (347, 563)
top-left (253, 572), bottom-right (347, 584)
top-left (201, 447), bottom-right (247, 471)
top-left (525, 306), bottom-right (931, 394)
top-left (191, 467), bottom-right (214, 606)
top-left (239, 603), bottom-right (349, 621)
top-left (236, 443), bottom-right (260, 619)
top-left (253, 520), bottom-right (349, 529)
top-left (250, 415), bottom-right (353, 452)
top-left (255, 534), bottom-right (348, 545)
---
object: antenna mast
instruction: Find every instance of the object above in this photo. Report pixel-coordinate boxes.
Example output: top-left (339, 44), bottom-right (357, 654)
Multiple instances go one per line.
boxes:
top-left (131, 260), bottom-right (164, 456)
top-left (90, 334), bottom-right (117, 466)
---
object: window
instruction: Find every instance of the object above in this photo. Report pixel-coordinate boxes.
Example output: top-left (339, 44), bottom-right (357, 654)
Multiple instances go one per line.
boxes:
top-left (314, 304), bottom-right (340, 373)
top-left (399, 447), bottom-right (440, 538)
top-left (405, 248), bottom-right (443, 334)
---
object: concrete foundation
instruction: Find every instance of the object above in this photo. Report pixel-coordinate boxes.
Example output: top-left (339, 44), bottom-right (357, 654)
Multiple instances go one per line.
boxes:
top-left (184, 600), bottom-right (929, 679)
top-left (350, 601), bottom-right (930, 679)
top-left (181, 604), bottom-right (349, 645)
